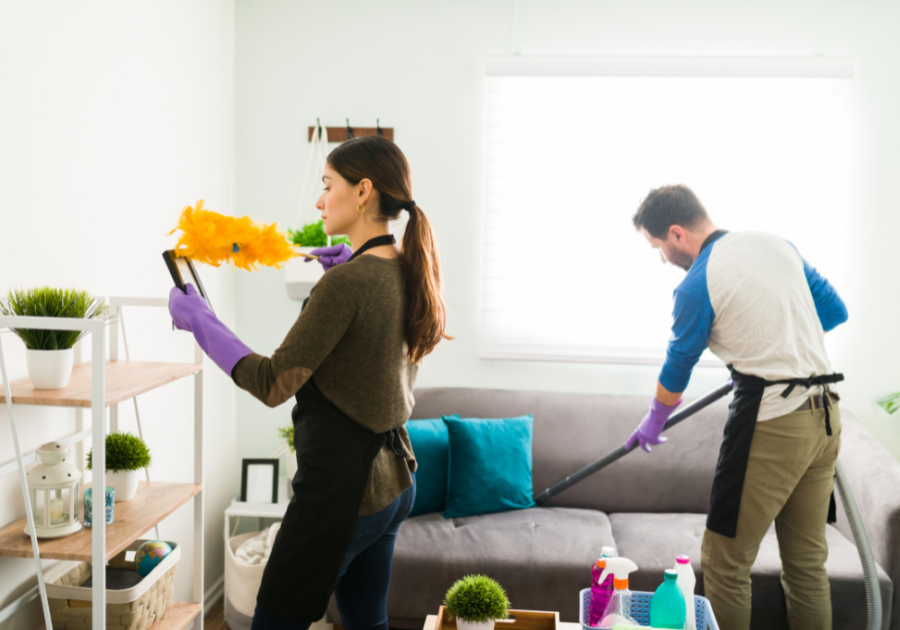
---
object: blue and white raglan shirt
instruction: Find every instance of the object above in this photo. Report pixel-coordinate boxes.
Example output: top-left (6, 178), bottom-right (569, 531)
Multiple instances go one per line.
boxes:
top-left (659, 231), bottom-right (848, 422)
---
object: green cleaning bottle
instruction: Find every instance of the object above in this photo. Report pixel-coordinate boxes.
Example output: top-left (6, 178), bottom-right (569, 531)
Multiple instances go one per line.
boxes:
top-left (650, 569), bottom-right (686, 629)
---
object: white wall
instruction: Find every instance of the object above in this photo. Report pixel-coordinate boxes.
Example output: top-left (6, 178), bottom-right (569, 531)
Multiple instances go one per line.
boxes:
top-left (233, 1), bottom-right (900, 465)
top-left (0, 2), bottom-right (236, 627)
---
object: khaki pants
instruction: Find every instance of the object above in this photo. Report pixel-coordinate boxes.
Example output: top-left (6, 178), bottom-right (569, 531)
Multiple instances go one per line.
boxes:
top-left (701, 404), bottom-right (842, 630)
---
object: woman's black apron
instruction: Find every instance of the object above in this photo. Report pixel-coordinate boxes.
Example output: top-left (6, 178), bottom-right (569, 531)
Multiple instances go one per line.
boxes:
top-left (256, 234), bottom-right (406, 622)
top-left (706, 366), bottom-right (844, 538)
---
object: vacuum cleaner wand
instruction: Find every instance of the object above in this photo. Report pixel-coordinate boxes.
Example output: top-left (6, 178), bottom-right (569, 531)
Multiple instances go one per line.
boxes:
top-left (533, 381), bottom-right (734, 503)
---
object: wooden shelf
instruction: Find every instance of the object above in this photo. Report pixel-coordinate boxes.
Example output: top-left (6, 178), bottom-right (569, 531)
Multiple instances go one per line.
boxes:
top-left (0, 360), bottom-right (202, 408)
top-left (148, 601), bottom-right (202, 630)
top-left (0, 481), bottom-right (201, 562)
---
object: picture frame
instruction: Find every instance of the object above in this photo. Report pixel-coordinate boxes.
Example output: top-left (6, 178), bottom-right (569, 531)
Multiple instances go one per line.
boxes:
top-left (240, 458), bottom-right (279, 503)
top-left (162, 250), bottom-right (215, 315)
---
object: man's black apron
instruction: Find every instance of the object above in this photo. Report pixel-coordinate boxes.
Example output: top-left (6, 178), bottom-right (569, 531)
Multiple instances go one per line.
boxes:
top-left (706, 366), bottom-right (844, 538)
top-left (256, 234), bottom-right (407, 622)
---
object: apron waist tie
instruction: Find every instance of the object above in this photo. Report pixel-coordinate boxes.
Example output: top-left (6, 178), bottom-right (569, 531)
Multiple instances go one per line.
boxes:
top-left (768, 373), bottom-right (845, 437)
top-left (385, 427), bottom-right (407, 459)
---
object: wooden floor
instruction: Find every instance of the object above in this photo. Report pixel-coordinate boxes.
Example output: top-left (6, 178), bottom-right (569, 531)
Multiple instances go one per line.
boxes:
top-left (204, 598), bottom-right (334, 630)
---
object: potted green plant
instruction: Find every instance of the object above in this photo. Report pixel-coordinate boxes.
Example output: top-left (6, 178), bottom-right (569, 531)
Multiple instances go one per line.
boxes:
top-left (0, 288), bottom-right (105, 389)
top-left (87, 432), bottom-right (152, 502)
top-left (285, 221), bottom-right (351, 301)
top-left (278, 424), bottom-right (297, 483)
top-left (444, 575), bottom-right (511, 630)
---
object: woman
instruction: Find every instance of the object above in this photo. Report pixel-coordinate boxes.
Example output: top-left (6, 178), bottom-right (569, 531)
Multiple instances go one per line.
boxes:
top-left (168, 135), bottom-right (450, 630)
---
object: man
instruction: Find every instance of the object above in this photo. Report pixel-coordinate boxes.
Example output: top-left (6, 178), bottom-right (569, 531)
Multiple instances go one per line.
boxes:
top-left (626, 185), bottom-right (848, 630)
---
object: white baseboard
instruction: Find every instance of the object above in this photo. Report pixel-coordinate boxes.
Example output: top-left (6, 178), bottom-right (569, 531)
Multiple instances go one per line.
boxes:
top-left (204, 575), bottom-right (225, 616)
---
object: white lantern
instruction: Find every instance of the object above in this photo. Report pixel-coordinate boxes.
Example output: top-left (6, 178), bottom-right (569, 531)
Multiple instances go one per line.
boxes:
top-left (25, 442), bottom-right (82, 538)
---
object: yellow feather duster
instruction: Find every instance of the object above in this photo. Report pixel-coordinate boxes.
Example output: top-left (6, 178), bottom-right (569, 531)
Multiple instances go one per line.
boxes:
top-left (168, 200), bottom-right (296, 270)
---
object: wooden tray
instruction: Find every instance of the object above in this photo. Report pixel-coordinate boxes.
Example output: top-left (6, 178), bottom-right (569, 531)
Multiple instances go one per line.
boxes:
top-left (435, 606), bottom-right (559, 630)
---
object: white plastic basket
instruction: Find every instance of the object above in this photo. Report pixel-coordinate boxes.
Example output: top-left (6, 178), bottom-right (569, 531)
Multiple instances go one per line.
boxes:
top-left (225, 530), bottom-right (267, 618)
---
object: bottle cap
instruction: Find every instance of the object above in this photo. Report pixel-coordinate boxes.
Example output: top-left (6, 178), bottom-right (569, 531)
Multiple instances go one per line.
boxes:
top-left (664, 569), bottom-right (678, 580)
top-left (676, 555), bottom-right (690, 564)
top-left (601, 546), bottom-right (617, 558)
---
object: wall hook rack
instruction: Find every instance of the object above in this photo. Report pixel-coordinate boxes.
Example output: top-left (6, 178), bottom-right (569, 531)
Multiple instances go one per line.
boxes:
top-left (308, 120), bottom-right (393, 142)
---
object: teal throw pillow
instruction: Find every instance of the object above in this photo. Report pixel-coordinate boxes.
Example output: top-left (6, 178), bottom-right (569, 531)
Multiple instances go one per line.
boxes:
top-left (406, 415), bottom-right (458, 517)
top-left (443, 415), bottom-right (537, 519)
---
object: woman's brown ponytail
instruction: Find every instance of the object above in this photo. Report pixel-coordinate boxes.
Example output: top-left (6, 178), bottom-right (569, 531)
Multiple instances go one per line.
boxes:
top-left (326, 136), bottom-right (451, 363)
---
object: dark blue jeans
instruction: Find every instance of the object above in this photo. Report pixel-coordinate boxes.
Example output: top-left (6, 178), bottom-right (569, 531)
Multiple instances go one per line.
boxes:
top-left (252, 473), bottom-right (416, 630)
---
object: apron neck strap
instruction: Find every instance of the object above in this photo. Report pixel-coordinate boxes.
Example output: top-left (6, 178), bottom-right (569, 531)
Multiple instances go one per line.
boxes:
top-left (348, 234), bottom-right (396, 262)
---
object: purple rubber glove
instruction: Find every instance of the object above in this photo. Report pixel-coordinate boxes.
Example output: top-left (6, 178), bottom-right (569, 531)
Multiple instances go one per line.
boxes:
top-left (625, 398), bottom-right (682, 453)
top-left (306, 243), bottom-right (353, 271)
top-left (168, 284), bottom-right (254, 376)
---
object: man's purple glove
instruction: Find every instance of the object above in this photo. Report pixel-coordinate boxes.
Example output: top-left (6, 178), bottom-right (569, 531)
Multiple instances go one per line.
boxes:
top-left (168, 285), bottom-right (254, 376)
top-left (306, 243), bottom-right (353, 271)
top-left (625, 398), bottom-right (682, 453)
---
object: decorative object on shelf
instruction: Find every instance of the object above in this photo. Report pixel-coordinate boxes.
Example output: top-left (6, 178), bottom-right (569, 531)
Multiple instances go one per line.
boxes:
top-left (878, 391), bottom-right (900, 415)
top-left (443, 574), bottom-right (511, 630)
top-left (0, 287), bottom-right (105, 389)
top-left (134, 539), bottom-right (174, 577)
top-left (82, 486), bottom-right (115, 528)
top-left (87, 431), bottom-right (152, 502)
top-left (43, 539), bottom-right (181, 630)
top-left (169, 200), bottom-right (295, 271)
top-left (240, 458), bottom-right (279, 503)
top-left (24, 442), bottom-right (82, 538)
top-left (278, 425), bottom-right (298, 483)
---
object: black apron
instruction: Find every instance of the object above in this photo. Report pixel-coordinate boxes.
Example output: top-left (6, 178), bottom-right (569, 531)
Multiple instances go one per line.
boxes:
top-left (256, 234), bottom-right (407, 622)
top-left (706, 366), bottom-right (844, 538)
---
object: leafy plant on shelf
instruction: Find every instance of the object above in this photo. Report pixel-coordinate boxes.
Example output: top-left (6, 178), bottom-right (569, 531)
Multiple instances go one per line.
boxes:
top-left (87, 432), bottom-right (152, 472)
top-left (278, 425), bottom-right (295, 453)
top-left (878, 392), bottom-right (900, 415)
top-left (0, 287), bottom-right (105, 350)
top-left (444, 575), bottom-right (510, 623)
top-left (287, 221), bottom-right (351, 248)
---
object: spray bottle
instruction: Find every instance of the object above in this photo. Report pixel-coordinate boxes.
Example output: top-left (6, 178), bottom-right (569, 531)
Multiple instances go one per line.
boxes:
top-left (597, 557), bottom-right (640, 628)
top-left (589, 546), bottom-right (618, 626)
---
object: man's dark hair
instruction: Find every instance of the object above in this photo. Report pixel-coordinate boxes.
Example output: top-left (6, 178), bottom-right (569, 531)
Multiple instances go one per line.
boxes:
top-left (632, 184), bottom-right (709, 239)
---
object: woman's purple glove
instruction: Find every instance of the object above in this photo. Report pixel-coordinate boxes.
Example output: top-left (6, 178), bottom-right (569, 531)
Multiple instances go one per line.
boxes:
top-left (306, 243), bottom-right (353, 271)
top-left (168, 285), bottom-right (254, 376)
top-left (625, 398), bottom-right (682, 453)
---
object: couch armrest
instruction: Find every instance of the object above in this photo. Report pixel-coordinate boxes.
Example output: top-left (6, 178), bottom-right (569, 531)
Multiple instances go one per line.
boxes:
top-left (834, 409), bottom-right (900, 630)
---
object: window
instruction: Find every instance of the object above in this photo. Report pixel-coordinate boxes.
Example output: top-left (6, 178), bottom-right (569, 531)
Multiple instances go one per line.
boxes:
top-left (481, 57), bottom-right (852, 364)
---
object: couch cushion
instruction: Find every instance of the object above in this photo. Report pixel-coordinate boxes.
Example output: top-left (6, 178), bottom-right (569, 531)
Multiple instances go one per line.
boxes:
top-left (610, 512), bottom-right (893, 630)
top-left (410, 387), bottom-right (730, 514)
top-left (382, 507), bottom-right (614, 622)
top-left (406, 417), bottom-right (456, 517)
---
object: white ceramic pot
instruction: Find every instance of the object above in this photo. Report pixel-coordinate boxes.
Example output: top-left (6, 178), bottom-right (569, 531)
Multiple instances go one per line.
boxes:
top-left (456, 620), bottom-right (495, 630)
top-left (25, 348), bottom-right (74, 390)
top-left (284, 248), bottom-right (324, 301)
top-left (106, 469), bottom-right (142, 502)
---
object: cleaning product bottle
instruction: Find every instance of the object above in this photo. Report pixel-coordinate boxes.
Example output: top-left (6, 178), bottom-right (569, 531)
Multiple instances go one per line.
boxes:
top-left (597, 557), bottom-right (640, 628)
top-left (673, 556), bottom-right (696, 630)
top-left (589, 546), bottom-right (618, 626)
top-left (650, 569), bottom-right (686, 629)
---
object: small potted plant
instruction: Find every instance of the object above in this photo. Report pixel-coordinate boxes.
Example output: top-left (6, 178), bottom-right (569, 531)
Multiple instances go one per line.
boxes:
top-left (278, 424), bottom-right (297, 483)
top-left (87, 432), bottom-right (151, 502)
top-left (284, 221), bottom-right (351, 301)
top-left (444, 575), bottom-right (511, 630)
top-left (0, 288), bottom-right (105, 389)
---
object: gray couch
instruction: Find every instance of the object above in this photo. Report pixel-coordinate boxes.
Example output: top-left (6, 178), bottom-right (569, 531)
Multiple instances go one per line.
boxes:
top-left (328, 387), bottom-right (900, 630)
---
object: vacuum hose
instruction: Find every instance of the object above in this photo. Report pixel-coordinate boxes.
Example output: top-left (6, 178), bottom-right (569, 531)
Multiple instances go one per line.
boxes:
top-left (834, 458), bottom-right (883, 630)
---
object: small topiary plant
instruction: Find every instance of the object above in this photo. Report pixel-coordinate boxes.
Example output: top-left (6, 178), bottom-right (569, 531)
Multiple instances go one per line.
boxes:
top-left (87, 432), bottom-right (152, 472)
top-left (278, 425), bottom-right (295, 452)
top-left (0, 287), bottom-right (106, 350)
top-left (287, 221), bottom-right (350, 248)
top-left (444, 575), bottom-right (510, 623)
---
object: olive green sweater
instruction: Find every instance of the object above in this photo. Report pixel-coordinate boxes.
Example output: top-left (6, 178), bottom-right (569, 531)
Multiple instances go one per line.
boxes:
top-left (232, 255), bottom-right (417, 516)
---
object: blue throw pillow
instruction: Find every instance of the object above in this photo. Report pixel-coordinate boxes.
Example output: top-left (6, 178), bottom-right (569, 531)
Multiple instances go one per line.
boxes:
top-left (443, 415), bottom-right (537, 519)
top-left (406, 416), bottom-right (458, 517)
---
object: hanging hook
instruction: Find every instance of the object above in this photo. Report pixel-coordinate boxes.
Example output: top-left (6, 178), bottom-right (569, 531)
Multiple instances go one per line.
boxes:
top-left (376, 118), bottom-right (383, 136)
top-left (346, 118), bottom-right (353, 140)
top-left (317, 117), bottom-right (322, 141)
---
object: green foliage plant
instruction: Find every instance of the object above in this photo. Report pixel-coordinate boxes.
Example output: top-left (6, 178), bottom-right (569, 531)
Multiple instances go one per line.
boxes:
top-left (878, 392), bottom-right (900, 415)
top-left (0, 287), bottom-right (106, 350)
top-left (444, 575), bottom-right (510, 623)
top-left (278, 425), bottom-right (295, 452)
top-left (87, 432), bottom-right (152, 472)
top-left (287, 221), bottom-right (350, 248)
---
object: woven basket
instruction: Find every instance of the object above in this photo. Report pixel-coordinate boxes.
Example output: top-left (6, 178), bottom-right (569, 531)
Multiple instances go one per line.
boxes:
top-left (44, 539), bottom-right (180, 630)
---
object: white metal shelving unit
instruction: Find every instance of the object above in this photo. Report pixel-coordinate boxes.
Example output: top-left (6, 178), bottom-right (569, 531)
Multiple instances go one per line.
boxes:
top-left (0, 296), bottom-right (205, 630)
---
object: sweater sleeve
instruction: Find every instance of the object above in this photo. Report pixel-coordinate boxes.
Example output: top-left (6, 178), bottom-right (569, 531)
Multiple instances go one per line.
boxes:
top-left (231, 266), bottom-right (363, 407)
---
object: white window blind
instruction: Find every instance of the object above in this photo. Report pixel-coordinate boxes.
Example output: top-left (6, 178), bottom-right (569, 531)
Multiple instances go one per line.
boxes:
top-left (481, 58), bottom-right (851, 364)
